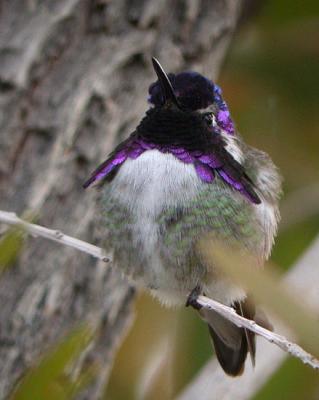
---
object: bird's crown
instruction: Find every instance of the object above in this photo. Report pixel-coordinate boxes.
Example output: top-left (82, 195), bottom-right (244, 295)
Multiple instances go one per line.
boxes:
top-left (148, 65), bottom-right (234, 135)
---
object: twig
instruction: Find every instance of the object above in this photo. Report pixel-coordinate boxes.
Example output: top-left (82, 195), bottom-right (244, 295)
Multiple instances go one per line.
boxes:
top-left (177, 235), bottom-right (319, 400)
top-left (194, 295), bottom-right (319, 370)
top-left (0, 210), bottom-right (111, 264)
top-left (0, 210), bottom-right (318, 371)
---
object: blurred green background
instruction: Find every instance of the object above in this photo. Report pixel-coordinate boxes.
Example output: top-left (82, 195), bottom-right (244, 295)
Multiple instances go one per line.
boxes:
top-left (106, 1), bottom-right (319, 399)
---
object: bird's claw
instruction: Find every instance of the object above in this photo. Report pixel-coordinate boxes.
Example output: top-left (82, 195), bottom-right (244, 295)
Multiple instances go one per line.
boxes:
top-left (186, 285), bottom-right (202, 310)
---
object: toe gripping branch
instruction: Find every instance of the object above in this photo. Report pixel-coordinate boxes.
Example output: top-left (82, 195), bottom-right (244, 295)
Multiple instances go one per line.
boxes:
top-left (186, 285), bottom-right (203, 310)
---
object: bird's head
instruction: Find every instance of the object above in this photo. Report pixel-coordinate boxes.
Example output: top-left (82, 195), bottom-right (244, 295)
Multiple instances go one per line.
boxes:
top-left (83, 58), bottom-right (261, 205)
top-left (146, 57), bottom-right (235, 137)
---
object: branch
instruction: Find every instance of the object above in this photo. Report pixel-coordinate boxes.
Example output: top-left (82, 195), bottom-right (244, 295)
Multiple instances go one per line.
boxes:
top-left (1, 210), bottom-right (318, 371)
top-left (178, 235), bottom-right (319, 400)
top-left (194, 295), bottom-right (319, 370)
top-left (0, 210), bottom-right (111, 264)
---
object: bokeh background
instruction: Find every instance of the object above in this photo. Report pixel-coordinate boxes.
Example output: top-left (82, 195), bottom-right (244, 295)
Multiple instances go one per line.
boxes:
top-left (107, 1), bottom-right (319, 399)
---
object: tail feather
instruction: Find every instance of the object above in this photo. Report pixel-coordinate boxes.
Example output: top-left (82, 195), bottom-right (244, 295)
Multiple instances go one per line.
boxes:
top-left (238, 301), bottom-right (256, 368)
top-left (207, 323), bottom-right (248, 376)
top-left (199, 298), bottom-right (256, 376)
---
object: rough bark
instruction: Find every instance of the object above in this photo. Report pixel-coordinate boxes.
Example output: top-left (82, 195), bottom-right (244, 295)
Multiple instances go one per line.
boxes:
top-left (0, 1), bottom-right (246, 398)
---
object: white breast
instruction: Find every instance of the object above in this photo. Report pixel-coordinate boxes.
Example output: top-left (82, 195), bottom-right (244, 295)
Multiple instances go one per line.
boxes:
top-left (104, 149), bottom-right (278, 306)
top-left (110, 150), bottom-right (202, 216)
top-left (108, 150), bottom-right (202, 294)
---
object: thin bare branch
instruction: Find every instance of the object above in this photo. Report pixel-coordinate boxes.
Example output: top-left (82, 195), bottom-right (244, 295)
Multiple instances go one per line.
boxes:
top-left (1, 209), bottom-right (319, 375)
top-left (0, 210), bottom-right (111, 264)
top-left (178, 235), bottom-right (319, 400)
top-left (195, 295), bottom-right (319, 370)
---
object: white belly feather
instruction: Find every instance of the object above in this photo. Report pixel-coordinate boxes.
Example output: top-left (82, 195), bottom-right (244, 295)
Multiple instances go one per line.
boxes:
top-left (106, 149), bottom-right (277, 306)
top-left (108, 150), bottom-right (205, 305)
top-left (112, 150), bottom-right (201, 214)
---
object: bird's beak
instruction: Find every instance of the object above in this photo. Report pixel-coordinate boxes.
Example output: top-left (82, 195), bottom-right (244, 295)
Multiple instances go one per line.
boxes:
top-left (152, 57), bottom-right (180, 107)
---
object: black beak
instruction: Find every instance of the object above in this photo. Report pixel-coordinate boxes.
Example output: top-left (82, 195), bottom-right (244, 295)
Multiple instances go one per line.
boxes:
top-left (152, 57), bottom-right (180, 107)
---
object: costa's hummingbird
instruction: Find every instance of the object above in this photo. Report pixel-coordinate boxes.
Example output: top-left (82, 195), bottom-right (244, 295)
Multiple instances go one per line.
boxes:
top-left (84, 58), bottom-right (281, 375)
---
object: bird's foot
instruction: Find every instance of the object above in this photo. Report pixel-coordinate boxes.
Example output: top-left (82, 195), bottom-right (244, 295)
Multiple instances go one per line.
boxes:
top-left (186, 285), bottom-right (202, 310)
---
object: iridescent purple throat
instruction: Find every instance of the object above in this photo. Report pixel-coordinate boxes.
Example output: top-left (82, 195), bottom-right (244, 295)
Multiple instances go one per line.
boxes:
top-left (84, 139), bottom-right (257, 204)
top-left (84, 76), bottom-right (255, 202)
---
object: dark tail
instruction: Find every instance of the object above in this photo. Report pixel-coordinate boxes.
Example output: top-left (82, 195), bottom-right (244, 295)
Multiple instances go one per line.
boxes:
top-left (200, 298), bottom-right (256, 376)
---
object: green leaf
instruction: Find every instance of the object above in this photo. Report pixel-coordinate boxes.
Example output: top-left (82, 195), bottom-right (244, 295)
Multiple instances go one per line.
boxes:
top-left (0, 226), bottom-right (25, 272)
top-left (254, 357), bottom-right (319, 400)
top-left (9, 324), bottom-right (97, 400)
top-left (0, 212), bottom-right (37, 272)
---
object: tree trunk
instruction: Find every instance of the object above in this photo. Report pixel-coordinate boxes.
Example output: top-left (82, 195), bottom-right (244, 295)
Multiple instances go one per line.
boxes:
top-left (0, 1), bottom-right (247, 398)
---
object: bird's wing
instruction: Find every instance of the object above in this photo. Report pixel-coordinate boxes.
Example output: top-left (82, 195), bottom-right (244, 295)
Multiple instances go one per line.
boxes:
top-left (83, 133), bottom-right (143, 188)
top-left (202, 135), bottom-right (261, 204)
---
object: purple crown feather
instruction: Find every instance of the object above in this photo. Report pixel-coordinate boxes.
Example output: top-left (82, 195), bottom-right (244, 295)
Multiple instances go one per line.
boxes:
top-left (213, 85), bottom-right (235, 135)
top-left (149, 73), bottom-right (235, 135)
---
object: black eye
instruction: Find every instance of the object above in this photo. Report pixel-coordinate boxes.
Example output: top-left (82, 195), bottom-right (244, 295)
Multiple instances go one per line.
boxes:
top-left (203, 112), bottom-right (215, 127)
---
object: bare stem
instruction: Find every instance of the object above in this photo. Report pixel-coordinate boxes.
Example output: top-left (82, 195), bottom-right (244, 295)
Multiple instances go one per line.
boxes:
top-left (1, 209), bottom-right (318, 370)
top-left (195, 295), bottom-right (319, 370)
top-left (0, 210), bottom-right (111, 264)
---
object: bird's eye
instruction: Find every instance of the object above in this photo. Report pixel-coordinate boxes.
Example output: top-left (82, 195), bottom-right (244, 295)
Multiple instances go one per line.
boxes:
top-left (203, 112), bottom-right (216, 127)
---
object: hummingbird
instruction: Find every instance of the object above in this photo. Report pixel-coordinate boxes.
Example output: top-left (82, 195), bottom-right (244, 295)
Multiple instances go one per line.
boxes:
top-left (84, 58), bottom-right (281, 376)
